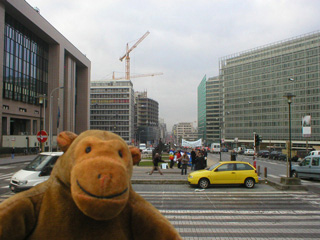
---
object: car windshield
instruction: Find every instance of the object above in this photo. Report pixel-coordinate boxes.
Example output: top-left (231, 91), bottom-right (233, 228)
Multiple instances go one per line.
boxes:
top-left (208, 162), bottom-right (221, 171)
top-left (24, 155), bottom-right (54, 171)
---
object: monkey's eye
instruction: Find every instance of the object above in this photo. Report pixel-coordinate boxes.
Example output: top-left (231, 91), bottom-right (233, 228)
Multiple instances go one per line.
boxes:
top-left (85, 146), bottom-right (91, 153)
top-left (118, 150), bottom-right (123, 158)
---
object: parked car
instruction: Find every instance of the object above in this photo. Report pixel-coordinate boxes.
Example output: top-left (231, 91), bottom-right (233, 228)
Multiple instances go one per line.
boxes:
top-left (277, 153), bottom-right (287, 161)
top-left (9, 152), bottom-right (63, 193)
top-left (221, 148), bottom-right (229, 152)
top-left (244, 149), bottom-right (255, 156)
top-left (142, 148), bottom-right (154, 154)
top-left (188, 161), bottom-right (258, 189)
top-left (291, 155), bottom-right (320, 179)
top-left (269, 151), bottom-right (280, 160)
top-left (258, 150), bottom-right (269, 158)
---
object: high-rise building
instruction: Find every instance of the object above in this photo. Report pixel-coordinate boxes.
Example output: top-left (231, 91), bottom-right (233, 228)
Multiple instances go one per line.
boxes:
top-left (90, 80), bottom-right (135, 144)
top-left (135, 91), bottom-right (159, 146)
top-left (219, 31), bottom-right (320, 148)
top-left (197, 75), bottom-right (207, 143)
top-left (206, 76), bottom-right (222, 145)
top-left (0, 1), bottom-right (90, 151)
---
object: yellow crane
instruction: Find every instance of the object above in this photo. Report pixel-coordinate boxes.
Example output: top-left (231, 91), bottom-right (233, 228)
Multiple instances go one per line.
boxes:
top-left (119, 31), bottom-right (150, 80)
top-left (111, 72), bottom-right (163, 80)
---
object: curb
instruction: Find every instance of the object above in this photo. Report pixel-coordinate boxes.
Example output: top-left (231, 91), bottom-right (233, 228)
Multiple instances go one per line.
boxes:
top-left (262, 178), bottom-right (308, 191)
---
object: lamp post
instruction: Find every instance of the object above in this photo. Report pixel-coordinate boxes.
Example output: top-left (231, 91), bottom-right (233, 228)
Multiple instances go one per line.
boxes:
top-left (38, 94), bottom-right (46, 152)
top-left (49, 87), bottom-right (64, 152)
top-left (283, 93), bottom-right (295, 177)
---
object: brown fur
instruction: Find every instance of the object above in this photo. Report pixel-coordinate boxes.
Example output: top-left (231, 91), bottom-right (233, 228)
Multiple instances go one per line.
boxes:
top-left (0, 130), bottom-right (181, 240)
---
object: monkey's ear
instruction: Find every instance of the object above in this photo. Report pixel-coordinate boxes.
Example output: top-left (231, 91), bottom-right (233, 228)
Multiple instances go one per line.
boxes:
top-left (57, 131), bottom-right (78, 152)
top-left (129, 146), bottom-right (141, 165)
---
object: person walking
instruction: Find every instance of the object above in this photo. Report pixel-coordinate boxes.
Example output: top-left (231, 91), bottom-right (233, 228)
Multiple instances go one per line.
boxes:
top-left (191, 148), bottom-right (197, 170)
top-left (179, 152), bottom-right (190, 175)
top-left (176, 150), bottom-right (182, 169)
top-left (149, 153), bottom-right (163, 175)
top-left (169, 149), bottom-right (175, 169)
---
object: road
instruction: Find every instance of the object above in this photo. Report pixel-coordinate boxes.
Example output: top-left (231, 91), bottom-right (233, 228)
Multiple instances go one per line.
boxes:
top-left (1, 156), bottom-right (320, 239)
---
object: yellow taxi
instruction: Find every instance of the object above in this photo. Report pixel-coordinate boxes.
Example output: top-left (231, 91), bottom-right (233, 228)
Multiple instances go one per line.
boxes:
top-left (188, 161), bottom-right (258, 189)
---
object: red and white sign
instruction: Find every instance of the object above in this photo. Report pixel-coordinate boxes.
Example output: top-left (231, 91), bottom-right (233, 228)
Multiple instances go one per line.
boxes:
top-left (37, 130), bottom-right (48, 143)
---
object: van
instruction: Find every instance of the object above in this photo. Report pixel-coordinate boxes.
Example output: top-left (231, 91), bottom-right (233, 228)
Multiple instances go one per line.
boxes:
top-left (9, 152), bottom-right (63, 193)
top-left (310, 150), bottom-right (320, 156)
top-left (139, 143), bottom-right (147, 152)
top-left (210, 143), bottom-right (220, 153)
top-left (291, 154), bottom-right (320, 180)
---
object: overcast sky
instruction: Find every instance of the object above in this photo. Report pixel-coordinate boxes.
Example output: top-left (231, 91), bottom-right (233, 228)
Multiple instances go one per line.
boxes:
top-left (26, 0), bottom-right (320, 131)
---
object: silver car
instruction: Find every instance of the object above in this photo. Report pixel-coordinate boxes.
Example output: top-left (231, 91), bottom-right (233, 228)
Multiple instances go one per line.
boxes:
top-left (291, 154), bottom-right (320, 180)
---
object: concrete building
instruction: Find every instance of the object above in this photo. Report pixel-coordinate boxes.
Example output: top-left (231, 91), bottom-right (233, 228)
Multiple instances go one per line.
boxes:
top-left (219, 31), bottom-right (320, 149)
top-left (135, 91), bottom-right (159, 146)
top-left (173, 122), bottom-right (198, 146)
top-left (90, 80), bottom-right (135, 144)
top-left (0, 0), bottom-right (90, 152)
top-left (206, 76), bottom-right (222, 145)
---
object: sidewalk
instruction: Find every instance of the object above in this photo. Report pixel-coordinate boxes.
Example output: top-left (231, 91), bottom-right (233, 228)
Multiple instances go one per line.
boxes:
top-left (0, 154), bottom-right (37, 165)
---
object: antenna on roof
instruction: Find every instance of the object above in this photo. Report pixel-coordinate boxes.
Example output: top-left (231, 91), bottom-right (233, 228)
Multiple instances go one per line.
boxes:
top-left (33, 7), bottom-right (40, 13)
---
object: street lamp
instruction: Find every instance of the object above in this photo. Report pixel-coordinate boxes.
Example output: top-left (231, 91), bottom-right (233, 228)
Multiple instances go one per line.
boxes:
top-left (283, 93), bottom-right (295, 177)
top-left (37, 94), bottom-right (46, 152)
top-left (49, 86), bottom-right (64, 152)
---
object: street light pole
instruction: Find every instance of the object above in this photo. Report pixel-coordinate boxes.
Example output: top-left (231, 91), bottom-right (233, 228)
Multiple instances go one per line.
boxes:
top-left (49, 86), bottom-right (64, 152)
top-left (284, 93), bottom-right (295, 178)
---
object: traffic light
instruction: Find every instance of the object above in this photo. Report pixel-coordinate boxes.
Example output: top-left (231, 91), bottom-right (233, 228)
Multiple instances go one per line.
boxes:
top-left (254, 134), bottom-right (262, 146)
top-left (254, 134), bottom-right (259, 147)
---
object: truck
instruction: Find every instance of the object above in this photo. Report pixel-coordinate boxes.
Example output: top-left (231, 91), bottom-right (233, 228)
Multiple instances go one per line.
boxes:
top-left (139, 143), bottom-right (147, 152)
top-left (210, 143), bottom-right (220, 153)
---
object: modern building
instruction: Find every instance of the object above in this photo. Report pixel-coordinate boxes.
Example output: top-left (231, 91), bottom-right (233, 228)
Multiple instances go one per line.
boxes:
top-left (173, 122), bottom-right (198, 145)
top-left (197, 75), bottom-right (207, 144)
top-left (159, 118), bottom-right (167, 143)
top-left (0, 0), bottom-right (90, 152)
top-left (90, 80), bottom-right (135, 144)
top-left (219, 31), bottom-right (320, 149)
top-left (135, 91), bottom-right (159, 146)
top-left (206, 76), bottom-right (222, 145)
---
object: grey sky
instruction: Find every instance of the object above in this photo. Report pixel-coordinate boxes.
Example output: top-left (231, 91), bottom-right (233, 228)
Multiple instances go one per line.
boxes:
top-left (26, 0), bottom-right (320, 130)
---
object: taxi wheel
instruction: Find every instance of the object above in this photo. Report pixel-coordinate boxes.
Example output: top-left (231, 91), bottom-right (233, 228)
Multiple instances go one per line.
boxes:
top-left (244, 178), bottom-right (255, 188)
top-left (292, 171), bottom-right (298, 178)
top-left (198, 178), bottom-right (209, 189)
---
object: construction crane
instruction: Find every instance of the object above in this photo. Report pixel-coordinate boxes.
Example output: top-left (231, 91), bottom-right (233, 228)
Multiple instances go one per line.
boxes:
top-left (119, 31), bottom-right (150, 80)
top-left (111, 72), bottom-right (163, 80)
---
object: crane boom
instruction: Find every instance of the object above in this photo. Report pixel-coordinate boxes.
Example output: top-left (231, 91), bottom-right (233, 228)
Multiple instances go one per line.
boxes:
top-left (119, 31), bottom-right (150, 80)
top-left (110, 72), bottom-right (163, 81)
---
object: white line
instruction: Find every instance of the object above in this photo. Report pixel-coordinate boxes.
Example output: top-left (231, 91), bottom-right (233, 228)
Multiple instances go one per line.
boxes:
top-left (267, 174), bottom-right (280, 178)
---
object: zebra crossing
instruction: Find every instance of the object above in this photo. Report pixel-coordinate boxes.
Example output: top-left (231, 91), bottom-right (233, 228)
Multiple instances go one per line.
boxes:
top-left (137, 191), bottom-right (320, 239)
top-left (1, 189), bottom-right (320, 239)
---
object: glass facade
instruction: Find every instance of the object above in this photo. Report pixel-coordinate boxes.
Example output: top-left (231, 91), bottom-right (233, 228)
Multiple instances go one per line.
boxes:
top-left (197, 75), bottom-right (207, 143)
top-left (219, 31), bottom-right (320, 145)
top-left (3, 14), bottom-right (48, 105)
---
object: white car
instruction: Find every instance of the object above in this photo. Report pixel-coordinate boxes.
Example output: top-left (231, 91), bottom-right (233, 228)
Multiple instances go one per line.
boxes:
top-left (9, 152), bottom-right (63, 193)
top-left (244, 149), bottom-right (255, 156)
top-left (142, 148), bottom-right (154, 154)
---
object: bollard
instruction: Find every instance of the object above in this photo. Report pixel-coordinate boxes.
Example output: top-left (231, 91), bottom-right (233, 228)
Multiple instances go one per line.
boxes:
top-left (264, 167), bottom-right (267, 178)
top-left (253, 160), bottom-right (256, 169)
top-left (257, 165), bottom-right (260, 176)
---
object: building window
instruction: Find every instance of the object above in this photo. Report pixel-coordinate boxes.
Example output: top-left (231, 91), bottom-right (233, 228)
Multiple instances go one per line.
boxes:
top-left (3, 14), bottom-right (49, 105)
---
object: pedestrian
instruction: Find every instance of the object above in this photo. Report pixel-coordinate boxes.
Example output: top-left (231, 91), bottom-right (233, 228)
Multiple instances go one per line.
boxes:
top-left (169, 149), bottom-right (175, 168)
top-left (11, 148), bottom-right (15, 159)
top-left (149, 153), bottom-right (163, 175)
top-left (195, 151), bottom-right (205, 170)
top-left (176, 150), bottom-right (182, 169)
top-left (179, 152), bottom-right (189, 175)
top-left (191, 148), bottom-right (197, 170)
top-left (202, 149), bottom-right (208, 168)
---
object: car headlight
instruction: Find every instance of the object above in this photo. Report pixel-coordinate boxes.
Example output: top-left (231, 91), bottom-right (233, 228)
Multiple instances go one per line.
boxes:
top-left (18, 180), bottom-right (28, 185)
top-left (188, 175), bottom-right (193, 179)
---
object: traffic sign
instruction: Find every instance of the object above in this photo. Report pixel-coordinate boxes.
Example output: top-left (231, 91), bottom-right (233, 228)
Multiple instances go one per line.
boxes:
top-left (37, 130), bottom-right (48, 143)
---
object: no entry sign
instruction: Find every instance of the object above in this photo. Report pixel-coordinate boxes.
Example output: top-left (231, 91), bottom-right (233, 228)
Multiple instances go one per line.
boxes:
top-left (37, 130), bottom-right (48, 143)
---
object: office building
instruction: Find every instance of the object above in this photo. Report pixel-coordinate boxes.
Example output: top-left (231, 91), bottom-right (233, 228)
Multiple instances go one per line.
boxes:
top-left (135, 91), bottom-right (159, 146)
top-left (0, 0), bottom-right (90, 151)
top-left (90, 80), bottom-right (135, 144)
top-left (173, 122), bottom-right (198, 145)
top-left (219, 31), bottom-right (320, 148)
top-left (197, 75), bottom-right (207, 143)
top-left (206, 76), bottom-right (222, 145)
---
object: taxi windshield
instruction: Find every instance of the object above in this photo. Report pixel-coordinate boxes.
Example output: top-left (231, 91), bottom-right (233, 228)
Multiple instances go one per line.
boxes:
top-left (208, 162), bottom-right (221, 171)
